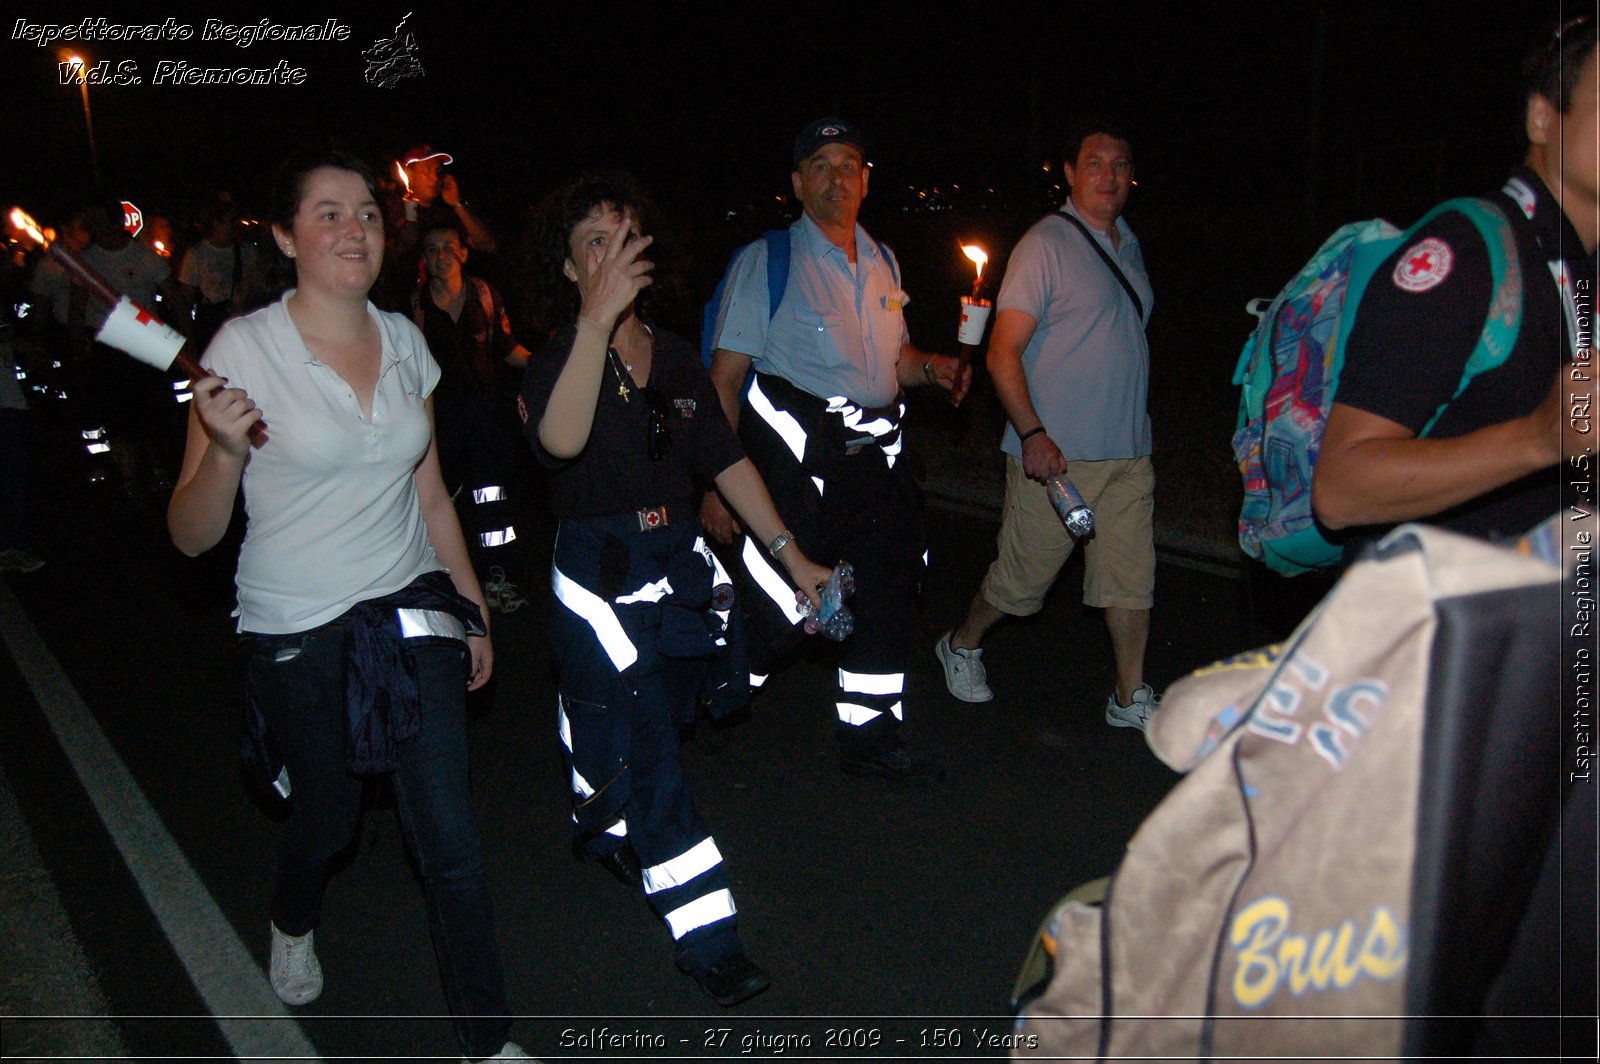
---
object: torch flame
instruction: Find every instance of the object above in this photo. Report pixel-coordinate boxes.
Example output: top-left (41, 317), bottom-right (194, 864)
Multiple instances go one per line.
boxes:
top-left (394, 160), bottom-right (412, 197)
top-left (10, 208), bottom-right (47, 248)
top-left (961, 244), bottom-right (988, 282)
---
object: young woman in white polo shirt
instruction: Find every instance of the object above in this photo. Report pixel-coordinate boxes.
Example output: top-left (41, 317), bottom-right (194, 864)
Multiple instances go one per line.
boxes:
top-left (167, 147), bottom-right (530, 1063)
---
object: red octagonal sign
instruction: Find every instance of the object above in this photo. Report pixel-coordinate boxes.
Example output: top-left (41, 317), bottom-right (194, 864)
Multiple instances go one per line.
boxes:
top-left (120, 200), bottom-right (143, 238)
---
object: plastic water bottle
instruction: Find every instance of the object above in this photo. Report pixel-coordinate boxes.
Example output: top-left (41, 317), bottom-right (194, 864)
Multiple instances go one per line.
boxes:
top-left (1046, 476), bottom-right (1095, 538)
top-left (800, 562), bottom-right (856, 640)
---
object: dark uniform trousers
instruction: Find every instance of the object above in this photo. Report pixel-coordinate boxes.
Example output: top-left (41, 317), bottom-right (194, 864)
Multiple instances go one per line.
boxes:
top-left (550, 513), bottom-right (742, 971)
top-left (436, 385), bottom-right (523, 577)
top-left (733, 372), bottom-right (926, 754)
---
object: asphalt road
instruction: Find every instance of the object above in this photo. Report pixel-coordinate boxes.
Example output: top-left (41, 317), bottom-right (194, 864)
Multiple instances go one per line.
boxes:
top-left (0, 408), bottom-right (1276, 1062)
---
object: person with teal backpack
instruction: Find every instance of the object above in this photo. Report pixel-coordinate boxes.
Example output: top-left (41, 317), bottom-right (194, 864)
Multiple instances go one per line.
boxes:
top-left (1232, 199), bottom-right (1520, 575)
top-left (1236, 15), bottom-right (1596, 573)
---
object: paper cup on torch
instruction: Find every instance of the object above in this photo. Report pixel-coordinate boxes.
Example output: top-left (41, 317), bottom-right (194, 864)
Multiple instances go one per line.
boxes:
top-left (957, 296), bottom-right (992, 345)
top-left (97, 297), bottom-right (186, 372)
top-left (9, 203), bottom-right (262, 440)
top-left (956, 242), bottom-right (992, 377)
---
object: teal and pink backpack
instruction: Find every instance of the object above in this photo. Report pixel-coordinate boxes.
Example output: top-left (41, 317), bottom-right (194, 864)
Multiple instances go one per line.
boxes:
top-left (1232, 198), bottom-right (1522, 575)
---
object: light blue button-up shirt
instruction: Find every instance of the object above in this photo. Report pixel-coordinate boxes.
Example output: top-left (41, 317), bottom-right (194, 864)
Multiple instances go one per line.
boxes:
top-left (712, 212), bottom-right (910, 408)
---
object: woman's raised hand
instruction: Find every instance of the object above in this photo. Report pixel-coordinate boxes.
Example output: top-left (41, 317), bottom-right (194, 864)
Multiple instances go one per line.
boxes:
top-left (577, 216), bottom-right (654, 330)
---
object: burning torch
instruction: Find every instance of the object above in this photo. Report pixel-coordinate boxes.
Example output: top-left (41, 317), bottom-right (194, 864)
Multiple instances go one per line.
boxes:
top-left (954, 243), bottom-right (991, 401)
top-left (394, 160), bottom-right (417, 221)
top-left (9, 206), bottom-right (258, 437)
top-left (395, 147), bottom-right (453, 221)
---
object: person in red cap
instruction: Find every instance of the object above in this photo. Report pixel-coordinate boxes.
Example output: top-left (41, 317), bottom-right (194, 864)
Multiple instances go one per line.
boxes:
top-left (400, 144), bottom-right (498, 254)
top-left (376, 144), bottom-right (501, 313)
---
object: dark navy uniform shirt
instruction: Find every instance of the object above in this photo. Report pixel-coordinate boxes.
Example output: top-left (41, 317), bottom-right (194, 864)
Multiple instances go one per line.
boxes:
top-left (521, 324), bottom-right (745, 519)
top-left (1338, 165), bottom-right (1592, 539)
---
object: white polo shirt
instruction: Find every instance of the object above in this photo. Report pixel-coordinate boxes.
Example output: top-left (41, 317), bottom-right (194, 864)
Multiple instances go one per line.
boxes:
top-left (203, 292), bottom-right (443, 634)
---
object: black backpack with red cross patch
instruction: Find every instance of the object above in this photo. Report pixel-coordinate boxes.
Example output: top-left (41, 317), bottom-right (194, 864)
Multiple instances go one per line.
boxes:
top-left (1230, 198), bottom-right (1520, 576)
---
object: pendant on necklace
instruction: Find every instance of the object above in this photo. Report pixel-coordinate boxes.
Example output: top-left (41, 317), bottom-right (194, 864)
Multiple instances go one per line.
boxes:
top-left (608, 345), bottom-right (633, 401)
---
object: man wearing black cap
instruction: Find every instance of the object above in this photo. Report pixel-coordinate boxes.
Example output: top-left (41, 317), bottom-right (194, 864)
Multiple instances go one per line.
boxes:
top-left (703, 117), bottom-right (970, 784)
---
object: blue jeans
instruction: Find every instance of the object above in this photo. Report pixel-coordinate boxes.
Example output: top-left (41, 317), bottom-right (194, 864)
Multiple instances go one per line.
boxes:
top-left (247, 618), bottom-right (510, 1058)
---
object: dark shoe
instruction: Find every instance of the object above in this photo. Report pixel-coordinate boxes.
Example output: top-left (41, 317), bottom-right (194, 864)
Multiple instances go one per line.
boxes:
top-left (685, 951), bottom-right (771, 1007)
top-left (839, 743), bottom-right (945, 785)
top-left (574, 842), bottom-right (643, 889)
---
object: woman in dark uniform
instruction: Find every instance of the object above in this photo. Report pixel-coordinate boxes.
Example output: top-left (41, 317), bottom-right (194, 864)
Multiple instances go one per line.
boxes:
top-left (521, 173), bottom-right (831, 1006)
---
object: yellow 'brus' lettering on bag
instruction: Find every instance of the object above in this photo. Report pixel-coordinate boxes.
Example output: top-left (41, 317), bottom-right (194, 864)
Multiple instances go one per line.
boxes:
top-left (1229, 896), bottom-right (1407, 1008)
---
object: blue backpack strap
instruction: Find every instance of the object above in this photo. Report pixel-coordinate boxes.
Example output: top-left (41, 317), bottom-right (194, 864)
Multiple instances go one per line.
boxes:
top-left (763, 228), bottom-right (790, 318)
top-left (1413, 198), bottom-right (1520, 436)
top-left (873, 237), bottom-right (900, 288)
top-left (701, 227), bottom-right (792, 368)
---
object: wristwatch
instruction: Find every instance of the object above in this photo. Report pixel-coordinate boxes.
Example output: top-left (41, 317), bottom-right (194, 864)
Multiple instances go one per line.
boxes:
top-left (767, 530), bottom-right (795, 558)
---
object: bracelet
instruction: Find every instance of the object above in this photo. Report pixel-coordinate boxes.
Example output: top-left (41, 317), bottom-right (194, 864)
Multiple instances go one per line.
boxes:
top-left (1019, 426), bottom-right (1048, 443)
top-left (922, 357), bottom-right (937, 385)
top-left (767, 530), bottom-right (795, 558)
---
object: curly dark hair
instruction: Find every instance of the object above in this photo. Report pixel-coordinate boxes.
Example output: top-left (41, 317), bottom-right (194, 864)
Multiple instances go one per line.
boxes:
top-left (528, 170), bottom-right (660, 327)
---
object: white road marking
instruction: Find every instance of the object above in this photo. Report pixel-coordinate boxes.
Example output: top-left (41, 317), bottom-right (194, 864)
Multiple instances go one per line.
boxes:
top-left (0, 579), bottom-right (322, 1063)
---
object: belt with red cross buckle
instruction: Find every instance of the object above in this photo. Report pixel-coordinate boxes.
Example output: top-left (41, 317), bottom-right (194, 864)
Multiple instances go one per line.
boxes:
top-left (636, 505), bottom-right (669, 532)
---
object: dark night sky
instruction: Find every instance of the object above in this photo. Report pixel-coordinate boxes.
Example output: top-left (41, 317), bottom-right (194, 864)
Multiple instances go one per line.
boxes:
top-left (1, 2), bottom-right (1565, 230)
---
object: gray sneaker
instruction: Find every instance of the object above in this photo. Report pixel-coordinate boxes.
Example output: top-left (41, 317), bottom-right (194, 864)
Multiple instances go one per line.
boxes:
top-left (269, 923), bottom-right (323, 1005)
top-left (0, 548), bottom-right (45, 573)
top-left (935, 631), bottom-right (993, 703)
top-left (483, 566), bottom-right (527, 613)
top-left (1105, 684), bottom-right (1159, 730)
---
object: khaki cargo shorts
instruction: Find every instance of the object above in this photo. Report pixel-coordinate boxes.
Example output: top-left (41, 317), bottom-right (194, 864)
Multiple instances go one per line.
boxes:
top-left (980, 453), bottom-right (1155, 614)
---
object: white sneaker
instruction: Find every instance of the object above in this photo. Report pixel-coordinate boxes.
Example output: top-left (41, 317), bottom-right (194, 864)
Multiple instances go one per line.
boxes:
top-left (935, 631), bottom-right (993, 702)
top-left (1106, 683), bottom-right (1159, 731)
top-left (467, 1041), bottom-right (543, 1062)
top-left (269, 923), bottom-right (323, 1005)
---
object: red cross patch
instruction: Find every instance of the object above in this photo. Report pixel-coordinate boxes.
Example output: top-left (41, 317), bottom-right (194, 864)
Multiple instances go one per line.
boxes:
top-left (1392, 237), bottom-right (1453, 293)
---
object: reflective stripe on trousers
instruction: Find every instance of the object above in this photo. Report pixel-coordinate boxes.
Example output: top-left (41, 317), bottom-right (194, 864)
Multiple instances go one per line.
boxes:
top-left (836, 668), bottom-right (905, 727)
